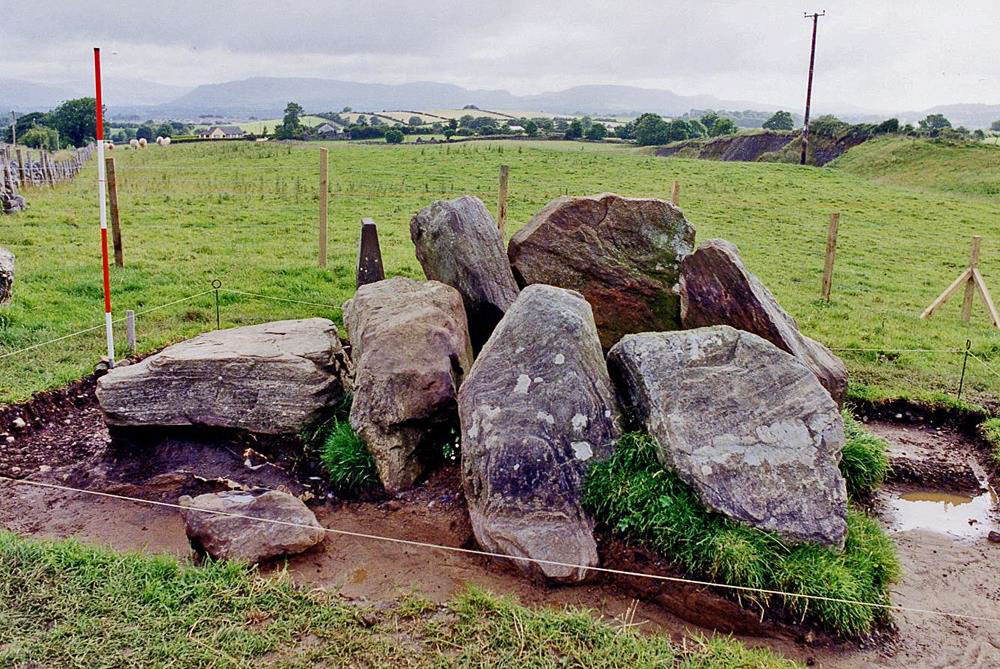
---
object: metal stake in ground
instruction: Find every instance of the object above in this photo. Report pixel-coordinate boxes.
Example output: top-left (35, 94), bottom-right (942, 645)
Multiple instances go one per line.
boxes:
top-left (213, 280), bottom-right (222, 329)
top-left (957, 339), bottom-right (972, 402)
top-left (800, 11), bottom-right (826, 166)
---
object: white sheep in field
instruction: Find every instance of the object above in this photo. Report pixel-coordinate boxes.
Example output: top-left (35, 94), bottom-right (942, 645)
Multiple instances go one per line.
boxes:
top-left (138, 138), bottom-right (147, 148)
top-left (105, 142), bottom-right (114, 151)
top-left (129, 139), bottom-right (139, 149)
top-left (155, 136), bottom-right (163, 145)
top-left (162, 137), bottom-right (171, 146)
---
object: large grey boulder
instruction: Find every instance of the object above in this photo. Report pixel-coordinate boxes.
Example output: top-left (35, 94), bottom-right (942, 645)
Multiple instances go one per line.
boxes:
top-left (608, 325), bottom-right (848, 549)
top-left (507, 193), bottom-right (696, 349)
top-left (680, 239), bottom-right (847, 405)
top-left (0, 248), bottom-right (13, 305)
top-left (411, 196), bottom-right (519, 350)
top-left (459, 284), bottom-right (621, 582)
top-left (179, 489), bottom-right (325, 563)
top-left (97, 319), bottom-right (350, 434)
top-left (344, 278), bottom-right (473, 493)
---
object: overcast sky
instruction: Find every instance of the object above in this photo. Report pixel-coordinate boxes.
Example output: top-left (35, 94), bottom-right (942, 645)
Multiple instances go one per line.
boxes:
top-left (5, 0), bottom-right (998, 112)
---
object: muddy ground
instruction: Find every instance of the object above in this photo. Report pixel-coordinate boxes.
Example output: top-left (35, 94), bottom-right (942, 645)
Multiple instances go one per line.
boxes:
top-left (1, 381), bottom-right (998, 668)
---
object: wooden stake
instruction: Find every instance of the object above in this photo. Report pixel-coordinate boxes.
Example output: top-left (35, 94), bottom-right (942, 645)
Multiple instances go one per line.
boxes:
top-left (15, 148), bottom-right (24, 188)
top-left (498, 164), bottom-right (509, 235)
top-left (126, 309), bottom-right (136, 355)
top-left (921, 235), bottom-right (999, 328)
top-left (671, 180), bottom-right (680, 206)
top-left (821, 213), bottom-right (840, 301)
top-left (961, 236), bottom-right (982, 323)
top-left (106, 156), bottom-right (123, 267)
top-left (319, 147), bottom-right (329, 268)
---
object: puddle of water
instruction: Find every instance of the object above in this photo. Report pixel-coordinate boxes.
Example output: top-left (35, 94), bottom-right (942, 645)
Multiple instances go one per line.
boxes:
top-left (888, 488), bottom-right (998, 539)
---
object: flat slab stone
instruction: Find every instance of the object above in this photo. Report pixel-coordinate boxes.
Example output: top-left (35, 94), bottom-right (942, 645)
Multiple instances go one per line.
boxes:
top-left (608, 325), bottom-right (848, 549)
top-left (459, 284), bottom-right (621, 582)
top-left (96, 318), bottom-right (350, 434)
top-left (507, 193), bottom-right (695, 349)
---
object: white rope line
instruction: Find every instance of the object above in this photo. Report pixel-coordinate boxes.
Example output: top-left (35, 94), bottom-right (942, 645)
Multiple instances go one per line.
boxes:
top-left (0, 290), bottom-right (215, 360)
top-left (220, 289), bottom-right (341, 311)
top-left (830, 347), bottom-right (963, 353)
top-left (1, 475), bottom-right (998, 625)
top-left (968, 352), bottom-right (1000, 380)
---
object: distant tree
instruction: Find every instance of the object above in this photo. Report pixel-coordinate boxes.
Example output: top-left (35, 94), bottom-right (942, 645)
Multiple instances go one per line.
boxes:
top-left (448, 118), bottom-right (458, 131)
top-left (918, 113), bottom-right (951, 135)
top-left (991, 120), bottom-right (1000, 132)
top-left (356, 115), bottom-right (368, 126)
top-left (666, 119), bottom-right (693, 142)
top-left (524, 119), bottom-right (538, 136)
top-left (709, 118), bottom-right (738, 136)
top-left (21, 126), bottom-right (59, 150)
top-left (155, 123), bottom-right (173, 138)
top-left (699, 111), bottom-right (719, 133)
top-left (564, 119), bottom-right (584, 139)
top-left (633, 113), bottom-right (672, 145)
top-left (384, 128), bottom-right (404, 144)
top-left (479, 124), bottom-right (499, 136)
top-left (687, 119), bottom-right (707, 138)
top-left (458, 115), bottom-right (476, 128)
top-left (763, 110), bottom-right (795, 131)
top-left (369, 116), bottom-right (383, 127)
top-left (47, 97), bottom-right (100, 146)
top-left (408, 115), bottom-right (423, 126)
top-left (974, 129), bottom-right (986, 140)
top-left (275, 102), bottom-right (306, 139)
top-left (615, 120), bottom-right (635, 140)
top-left (585, 123), bottom-right (608, 140)
top-left (553, 118), bottom-right (569, 131)
top-left (342, 106), bottom-right (352, 113)
top-left (136, 126), bottom-right (154, 141)
top-left (875, 118), bottom-right (899, 134)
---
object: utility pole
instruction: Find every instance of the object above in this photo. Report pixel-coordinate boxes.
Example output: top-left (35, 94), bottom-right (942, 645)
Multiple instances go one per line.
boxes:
top-left (800, 10), bottom-right (825, 165)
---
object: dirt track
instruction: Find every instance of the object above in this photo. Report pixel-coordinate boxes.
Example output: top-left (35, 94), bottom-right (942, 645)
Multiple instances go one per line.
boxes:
top-left (1, 385), bottom-right (999, 668)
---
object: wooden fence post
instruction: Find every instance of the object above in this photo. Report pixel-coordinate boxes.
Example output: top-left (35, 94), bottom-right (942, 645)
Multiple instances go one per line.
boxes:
top-left (126, 310), bottom-right (136, 355)
top-left (671, 180), bottom-right (680, 206)
top-left (105, 156), bottom-right (124, 267)
top-left (15, 149), bottom-right (23, 188)
top-left (961, 236), bottom-right (982, 323)
top-left (821, 213), bottom-right (840, 301)
top-left (498, 164), bottom-right (509, 235)
top-left (319, 147), bottom-right (329, 268)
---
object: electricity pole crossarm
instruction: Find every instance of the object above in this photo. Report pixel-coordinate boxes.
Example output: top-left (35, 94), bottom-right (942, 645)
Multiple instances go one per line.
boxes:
top-left (800, 10), bottom-right (825, 166)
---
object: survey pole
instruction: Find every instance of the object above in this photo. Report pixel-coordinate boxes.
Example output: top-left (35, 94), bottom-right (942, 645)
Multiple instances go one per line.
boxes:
top-left (94, 47), bottom-right (115, 367)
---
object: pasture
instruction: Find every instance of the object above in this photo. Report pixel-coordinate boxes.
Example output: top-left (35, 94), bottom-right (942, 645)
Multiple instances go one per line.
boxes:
top-left (2, 138), bottom-right (1000, 406)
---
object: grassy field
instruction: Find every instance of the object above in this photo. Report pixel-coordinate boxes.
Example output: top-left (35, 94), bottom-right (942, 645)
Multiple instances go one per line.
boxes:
top-left (0, 531), bottom-right (796, 668)
top-left (2, 138), bottom-right (1000, 406)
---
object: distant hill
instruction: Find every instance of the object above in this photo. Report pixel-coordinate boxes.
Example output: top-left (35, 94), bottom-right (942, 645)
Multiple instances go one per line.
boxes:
top-left (2, 77), bottom-right (191, 113)
top-left (900, 104), bottom-right (1000, 129)
top-left (0, 79), bottom-right (76, 111)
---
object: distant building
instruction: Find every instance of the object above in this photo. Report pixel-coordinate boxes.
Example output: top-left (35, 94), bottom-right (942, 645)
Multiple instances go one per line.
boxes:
top-left (507, 125), bottom-right (525, 133)
top-left (315, 123), bottom-right (340, 134)
top-left (204, 126), bottom-right (246, 140)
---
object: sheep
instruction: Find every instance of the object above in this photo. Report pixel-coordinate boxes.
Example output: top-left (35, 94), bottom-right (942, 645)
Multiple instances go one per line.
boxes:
top-left (138, 138), bottom-right (147, 148)
top-left (155, 136), bottom-right (164, 145)
top-left (162, 137), bottom-right (171, 146)
top-left (104, 142), bottom-right (114, 151)
top-left (129, 139), bottom-right (139, 149)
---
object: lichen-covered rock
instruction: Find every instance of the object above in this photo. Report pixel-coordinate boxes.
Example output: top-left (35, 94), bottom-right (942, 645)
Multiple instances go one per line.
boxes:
top-left (179, 489), bottom-right (324, 563)
top-left (411, 196), bottom-right (519, 350)
top-left (97, 319), bottom-right (350, 434)
top-left (608, 325), bottom-right (848, 549)
top-left (679, 239), bottom-right (847, 405)
top-left (507, 193), bottom-right (695, 349)
top-left (459, 284), bottom-right (620, 582)
top-left (0, 248), bottom-right (13, 305)
top-left (344, 278), bottom-right (473, 493)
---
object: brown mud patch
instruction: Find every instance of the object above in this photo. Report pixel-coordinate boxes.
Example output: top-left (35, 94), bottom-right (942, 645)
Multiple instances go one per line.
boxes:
top-left (1, 384), bottom-right (999, 667)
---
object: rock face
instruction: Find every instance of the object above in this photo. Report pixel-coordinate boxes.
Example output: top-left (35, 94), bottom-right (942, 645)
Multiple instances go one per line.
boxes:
top-left (97, 319), bottom-right (350, 434)
top-left (507, 193), bottom-right (695, 349)
top-left (344, 278), bottom-right (473, 493)
top-left (679, 239), bottom-right (847, 405)
top-left (0, 248), bottom-right (13, 305)
top-left (459, 284), bottom-right (621, 582)
top-left (179, 489), bottom-right (325, 563)
top-left (410, 196), bottom-right (519, 350)
top-left (608, 325), bottom-right (848, 549)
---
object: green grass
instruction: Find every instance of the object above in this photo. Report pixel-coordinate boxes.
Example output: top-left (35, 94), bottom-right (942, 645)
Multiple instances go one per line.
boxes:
top-left (0, 531), bottom-right (797, 668)
top-left (319, 418), bottom-right (381, 496)
top-left (3, 138), bottom-right (1000, 405)
top-left (979, 417), bottom-right (1000, 465)
top-left (582, 433), bottom-right (900, 638)
top-left (840, 410), bottom-right (890, 498)
top-left (832, 135), bottom-right (1000, 200)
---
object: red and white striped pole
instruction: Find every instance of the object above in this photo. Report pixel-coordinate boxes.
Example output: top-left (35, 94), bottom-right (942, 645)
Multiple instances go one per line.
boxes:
top-left (94, 47), bottom-right (115, 367)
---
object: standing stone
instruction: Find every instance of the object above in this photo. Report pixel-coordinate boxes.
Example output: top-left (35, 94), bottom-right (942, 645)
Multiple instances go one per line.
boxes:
top-left (608, 326), bottom-right (848, 549)
top-left (356, 219), bottom-right (385, 287)
top-left (459, 284), bottom-right (621, 582)
top-left (344, 278), bottom-right (473, 493)
top-left (411, 196), bottom-right (519, 350)
top-left (0, 248), bottom-right (13, 305)
top-left (179, 489), bottom-right (325, 564)
top-left (97, 319), bottom-right (350, 434)
top-left (679, 239), bottom-right (847, 405)
top-left (507, 193), bottom-right (696, 349)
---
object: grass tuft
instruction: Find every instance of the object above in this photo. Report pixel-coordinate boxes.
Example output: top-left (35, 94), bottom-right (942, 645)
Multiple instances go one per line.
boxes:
top-left (840, 409), bottom-right (890, 498)
top-left (979, 417), bottom-right (1000, 465)
top-left (319, 419), bottom-right (381, 496)
top-left (0, 531), bottom-right (798, 668)
top-left (583, 433), bottom-right (900, 638)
